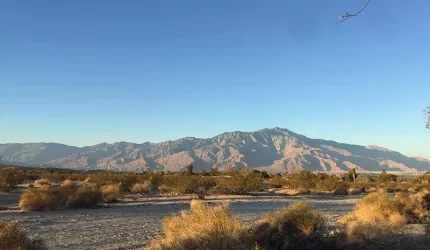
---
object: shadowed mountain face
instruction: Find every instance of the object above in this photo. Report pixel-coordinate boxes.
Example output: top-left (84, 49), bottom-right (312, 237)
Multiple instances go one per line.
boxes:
top-left (1, 128), bottom-right (429, 173)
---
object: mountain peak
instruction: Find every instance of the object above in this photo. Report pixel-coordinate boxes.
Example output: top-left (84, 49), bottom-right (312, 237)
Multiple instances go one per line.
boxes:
top-left (1, 128), bottom-right (429, 173)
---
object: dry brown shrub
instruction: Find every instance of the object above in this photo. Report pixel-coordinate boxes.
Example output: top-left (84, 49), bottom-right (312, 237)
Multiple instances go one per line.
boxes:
top-left (0, 168), bottom-right (25, 193)
top-left (146, 200), bottom-right (255, 250)
top-left (19, 184), bottom-right (103, 211)
top-left (60, 179), bottom-right (75, 188)
top-left (33, 179), bottom-right (52, 189)
top-left (19, 187), bottom-right (60, 211)
top-left (395, 190), bottom-right (430, 222)
top-left (339, 192), bottom-right (406, 243)
top-left (130, 181), bottom-right (151, 194)
top-left (345, 222), bottom-right (397, 243)
top-left (333, 182), bottom-right (349, 195)
top-left (100, 184), bottom-right (122, 202)
top-left (66, 184), bottom-right (102, 209)
top-left (158, 185), bottom-right (170, 193)
top-left (347, 187), bottom-right (363, 195)
top-left (254, 202), bottom-right (324, 249)
top-left (0, 221), bottom-right (46, 250)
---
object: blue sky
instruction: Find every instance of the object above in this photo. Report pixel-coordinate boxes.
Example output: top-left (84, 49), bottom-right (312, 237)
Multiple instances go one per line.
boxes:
top-left (1, 0), bottom-right (429, 158)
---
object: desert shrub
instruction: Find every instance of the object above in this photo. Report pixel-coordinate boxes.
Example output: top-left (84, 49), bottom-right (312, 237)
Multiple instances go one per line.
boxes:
top-left (160, 175), bottom-right (216, 195)
top-left (33, 178), bottom-right (52, 189)
top-left (356, 175), bottom-right (374, 183)
top-left (19, 184), bottom-right (103, 211)
top-left (339, 192), bottom-right (406, 243)
top-left (315, 174), bottom-right (342, 192)
top-left (130, 181), bottom-right (151, 194)
top-left (146, 200), bottom-right (254, 250)
top-left (395, 190), bottom-right (430, 223)
top-left (149, 173), bottom-right (165, 187)
top-left (66, 184), bottom-right (102, 209)
top-left (40, 172), bottom-right (69, 182)
top-left (333, 182), bottom-right (350, 195)
top-left (0, 168), bottom-right (25, 193)
top-left (254, 202), bottom-right (324, 249)
top-left (377, 170), bottom-right (398, 183)
top-left (418, 171), bottom-right (430, 184)
top-left (38, 171), bottom-right (88, 183)
top-left (158, 185), bottom-right (170, 193)
top-left (343, 168), bottom-right (358, 182)
top-left (0, 221), bottom-right (46, 250)
top-left (60, 179), bottom-right (76, 188)
top-left (213, 169), bottom-right (263, 195)
top-left (19, 187), bottom-right (61, 211)
top-left (86, 172), bottom-right (149, 191)
top-left (284, 171), bottom-right (317, 190)
top-left (100, 184), bottom-right (122, 202)
top-left (340, 222), bottom-right (430, 249)
top-left (267, 175), bottom-right (288, 188)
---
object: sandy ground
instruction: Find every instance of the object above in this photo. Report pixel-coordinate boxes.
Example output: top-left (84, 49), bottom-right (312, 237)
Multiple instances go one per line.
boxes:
top-left (0, 189), bottom-right (367, 250)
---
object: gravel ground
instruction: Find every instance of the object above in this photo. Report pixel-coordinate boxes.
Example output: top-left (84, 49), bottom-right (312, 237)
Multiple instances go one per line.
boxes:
top-left (0, 191), bottom-right (364, 250)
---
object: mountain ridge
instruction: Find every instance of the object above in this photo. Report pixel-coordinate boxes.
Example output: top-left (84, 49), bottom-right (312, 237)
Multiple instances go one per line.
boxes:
top-left (1, 128), bottom-right (428, 173)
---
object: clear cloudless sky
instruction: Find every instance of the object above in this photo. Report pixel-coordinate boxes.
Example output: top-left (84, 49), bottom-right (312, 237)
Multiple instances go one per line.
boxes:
top-left (0, 0), bottom-right (429, 158)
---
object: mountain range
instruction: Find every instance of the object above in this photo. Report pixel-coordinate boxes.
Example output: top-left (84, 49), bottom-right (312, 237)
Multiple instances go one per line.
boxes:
top-left (1, 128), bottom-right (429, 173)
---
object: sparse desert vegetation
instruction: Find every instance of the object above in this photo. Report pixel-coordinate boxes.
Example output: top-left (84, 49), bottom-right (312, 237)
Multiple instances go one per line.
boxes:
top-left (254, 202), bottom-right (326, 249)
top-left (19, 182), bottom-right (103, 211)
top-left (145, 196), bottom-right (429, 250)
top-left (100, 183), bottom-right (122, 203)
top-left (339, 192), bottom-right (407, 242)
top-left (0, 167), bottom-right (26, 193)
top-left (1, 165), bottom-right (430, 249)
top-left (0, 165), bottom-right (428, 213)
top-left (130, 180), bottom-right (152, 194)
top-left (146, 200), bottom-right (255, 250)
top-left (0, 221), bottom-right (46, 250)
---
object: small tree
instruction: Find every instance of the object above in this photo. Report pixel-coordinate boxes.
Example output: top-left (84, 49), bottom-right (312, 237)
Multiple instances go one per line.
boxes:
top-left (186, 164), bottom-right (194, 175)
top-left (344, 168), bottom-right (358, 182)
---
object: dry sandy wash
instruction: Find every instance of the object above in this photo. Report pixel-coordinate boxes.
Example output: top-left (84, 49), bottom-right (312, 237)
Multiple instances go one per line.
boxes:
top-left (0, 189), bottom-right (368, 250)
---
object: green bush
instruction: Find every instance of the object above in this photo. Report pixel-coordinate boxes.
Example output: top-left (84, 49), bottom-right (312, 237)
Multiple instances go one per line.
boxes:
top-left (315, 174), bottom-right (342, 192)
top-left (284, 171), bottom-right (317, 190)
top-left (213, 169), bottom-right (263, 195)
top-left (161, 175), bottom-right (216, 195)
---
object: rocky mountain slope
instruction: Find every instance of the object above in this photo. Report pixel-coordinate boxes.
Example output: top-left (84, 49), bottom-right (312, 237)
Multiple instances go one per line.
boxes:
top-left (1, 128), bottom-right (429, 173)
